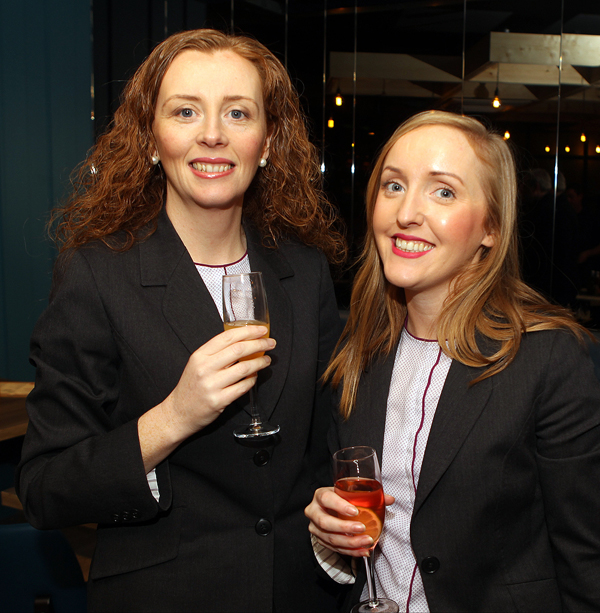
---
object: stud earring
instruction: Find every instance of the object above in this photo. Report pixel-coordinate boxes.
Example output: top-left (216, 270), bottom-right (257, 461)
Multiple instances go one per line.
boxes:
top-left (259, 158), bottom-right (267, 168)
top-left (151, 155), bottom-right (160, 165)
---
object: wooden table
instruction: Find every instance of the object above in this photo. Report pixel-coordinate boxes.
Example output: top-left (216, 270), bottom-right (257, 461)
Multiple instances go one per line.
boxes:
top-left (0, 381), bottom-right (32, 441)
top-left (0, 396), bottom-right (28, 441)
top-left (0, 382), bottom-right (95, 580)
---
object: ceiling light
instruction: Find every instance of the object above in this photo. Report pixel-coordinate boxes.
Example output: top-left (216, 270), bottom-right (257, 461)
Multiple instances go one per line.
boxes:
top-left (565, 146), bottom-right (571, 153)
top-left (335, 86), bottom-right (343, 106)
top-left (492, 64), bottom-right (501, 108)
top-left (503, 131), bottom-right (510, 140)
top-left (545, 146), bottom-right (551, 153)
top-left (328, 118), bottom-right (334, 128)
top-left (581, 133), bottom-right (587, 142)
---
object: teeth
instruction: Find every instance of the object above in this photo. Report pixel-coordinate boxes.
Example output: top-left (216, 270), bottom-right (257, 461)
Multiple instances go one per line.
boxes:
top-left (395, 238), bottom-right (434, 253)
top-left (192, 163), bottom-right (232, 173)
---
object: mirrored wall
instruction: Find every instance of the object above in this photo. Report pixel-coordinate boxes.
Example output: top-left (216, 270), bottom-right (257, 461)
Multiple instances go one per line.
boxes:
top-left (93, 0), bottom-right (600, 310)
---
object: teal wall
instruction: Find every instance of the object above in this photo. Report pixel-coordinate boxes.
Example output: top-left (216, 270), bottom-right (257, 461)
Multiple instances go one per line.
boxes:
top-left (0, 0), bottom-right (93, 380)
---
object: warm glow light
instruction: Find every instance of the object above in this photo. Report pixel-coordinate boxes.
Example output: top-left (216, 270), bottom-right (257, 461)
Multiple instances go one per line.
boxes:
top-left (327, 118), bottom-right (334, 128)
top-left (596, 146), bottom-right (600, 154)
top-left (545, 146), bottom-right (551, 153)
top-left (565, 146), bottom-right (571, 153)
top-left (492, 96), bottom-right (501, 109)
top-left (335, 94), bottom-right (343, 106)
top-left (581, 133), bottom-right (587, 142)
top-left (503, 131), bottom-right (510, 140)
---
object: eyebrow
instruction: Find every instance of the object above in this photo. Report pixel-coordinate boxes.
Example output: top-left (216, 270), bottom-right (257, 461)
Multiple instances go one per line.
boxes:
top-left (162, 94), bottom-right (260, 108)
top-left (382, 165), bottom-right (465, 186)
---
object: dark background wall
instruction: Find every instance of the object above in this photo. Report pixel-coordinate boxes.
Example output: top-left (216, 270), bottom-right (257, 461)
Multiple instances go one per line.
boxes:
top-left (2, 0), bottom-right (600, 380)
top-left (0, 0), bottom-right (92, 380)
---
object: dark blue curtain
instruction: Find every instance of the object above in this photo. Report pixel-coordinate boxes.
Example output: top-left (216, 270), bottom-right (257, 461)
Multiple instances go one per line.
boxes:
top-left (0, 0), bottom-right (93, 380)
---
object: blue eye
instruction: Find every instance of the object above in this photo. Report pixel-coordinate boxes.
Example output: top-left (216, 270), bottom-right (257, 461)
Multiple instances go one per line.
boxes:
top-left (179, 108), bottom-right (194, 118)
top-left (435, 187), bottom-right (455, 199)
top-left (383, 181), bottom-right (403, 193)
top-left (230, 109), bottom-right (245, 119)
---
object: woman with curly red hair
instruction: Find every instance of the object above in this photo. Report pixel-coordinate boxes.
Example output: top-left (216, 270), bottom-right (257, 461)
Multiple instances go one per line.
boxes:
top-left (17, 29), bottom-right (346, 612)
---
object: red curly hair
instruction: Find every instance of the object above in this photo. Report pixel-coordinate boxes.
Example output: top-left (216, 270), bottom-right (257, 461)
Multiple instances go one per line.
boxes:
top-left (53, 29), bottom-right (346, 264)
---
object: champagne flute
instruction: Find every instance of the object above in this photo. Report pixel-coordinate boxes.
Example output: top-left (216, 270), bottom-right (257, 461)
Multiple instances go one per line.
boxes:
top-left (222, 272), bottom-right (280, 439)
top-left (333, 446), bottom-right (398, 613)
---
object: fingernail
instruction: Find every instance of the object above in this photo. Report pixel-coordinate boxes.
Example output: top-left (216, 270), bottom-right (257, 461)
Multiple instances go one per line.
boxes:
top-left (267, 338), bottom-right (276, 348)
top-left (346, 506), bottom-right (358, 516)
top-left (363, 536), bottom-right (374, 546)
top-left (352, 523), bottom-right (365, 533)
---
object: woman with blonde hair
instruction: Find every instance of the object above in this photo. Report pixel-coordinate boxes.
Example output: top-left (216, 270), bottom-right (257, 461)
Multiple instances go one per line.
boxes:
top-left (17, 29), bottom-right (345, 612)
top-left (306, 110), bottom-right (600, 611)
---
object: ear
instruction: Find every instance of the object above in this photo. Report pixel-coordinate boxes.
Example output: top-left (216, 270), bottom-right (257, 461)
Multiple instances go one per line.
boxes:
top-left (261, 133), bottom-right (272, 161)
top-left (482, 231), bottom-right (495, 248)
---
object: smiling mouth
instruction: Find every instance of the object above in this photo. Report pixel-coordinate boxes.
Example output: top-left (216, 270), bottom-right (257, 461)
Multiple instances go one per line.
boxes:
top-left (191, 162), bottom-right (233, 173)
top-left (395, 237), bottom-right (434, 253)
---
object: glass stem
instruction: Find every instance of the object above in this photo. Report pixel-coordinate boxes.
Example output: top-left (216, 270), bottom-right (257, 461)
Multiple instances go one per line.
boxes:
top-left (364, 554), bottom-right (379, 607)
top-left (249, 385), bottom-right (262, 428)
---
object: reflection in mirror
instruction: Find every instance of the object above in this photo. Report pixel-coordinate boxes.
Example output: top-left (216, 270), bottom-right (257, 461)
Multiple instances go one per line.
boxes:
top-left (90, 0), bottom-right (600, 320)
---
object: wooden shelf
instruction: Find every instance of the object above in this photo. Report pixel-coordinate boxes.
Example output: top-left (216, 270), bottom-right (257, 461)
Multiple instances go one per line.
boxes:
top-left (1, 487), bottom-right (96, 581)
top-left (1, 486), bottom-right (21, 510)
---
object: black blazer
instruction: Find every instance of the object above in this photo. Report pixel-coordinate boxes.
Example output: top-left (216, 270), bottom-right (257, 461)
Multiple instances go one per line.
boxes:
top-left (332, 329), bottom-right (600, 612)
top-left (17, 210), bottom-right (343, 612)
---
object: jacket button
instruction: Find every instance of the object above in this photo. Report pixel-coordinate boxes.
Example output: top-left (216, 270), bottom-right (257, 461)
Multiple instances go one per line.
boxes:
top-left (255, 518), bottom-right (272, 536)
top-left (421, 556), bottom-right (440, 574)
top-left (131, 509), bottom-right (140, 520)
top-left (253, 450), bottom-right (270, 466)
top-left (111, 513), bottom-right (120, 523)
top-left (122, 511), bottom-right (131, 522)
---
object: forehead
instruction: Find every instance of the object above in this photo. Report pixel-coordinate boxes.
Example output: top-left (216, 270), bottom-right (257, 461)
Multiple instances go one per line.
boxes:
top-left (386, 124), bottom-right (485, 179)
top-left (159, 49), bottom-right (264, 98)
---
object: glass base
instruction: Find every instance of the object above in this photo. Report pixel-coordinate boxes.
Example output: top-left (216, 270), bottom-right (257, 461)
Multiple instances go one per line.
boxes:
top-left (351, 598), bottom-right (399, 613)
top-left (233, 422), bottom-right (280, 439)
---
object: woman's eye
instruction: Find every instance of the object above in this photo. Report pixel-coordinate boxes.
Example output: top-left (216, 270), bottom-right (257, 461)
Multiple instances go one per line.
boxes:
top-left (383, 181), bottom-right (403, 193)
top-left (435, 187), bottom-right (455, 199)
top-left (230, 109), bottom-right (245, 119)
top-left (179, 108), bottom-right (194, 118)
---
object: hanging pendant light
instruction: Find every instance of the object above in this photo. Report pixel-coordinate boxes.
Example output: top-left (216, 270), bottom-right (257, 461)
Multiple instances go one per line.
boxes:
top-left (492, 64), bottom-right (501, 108)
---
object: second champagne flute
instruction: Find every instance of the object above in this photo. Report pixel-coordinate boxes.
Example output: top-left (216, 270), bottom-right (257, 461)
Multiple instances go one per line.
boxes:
top-left (222, 272), bottom-right (280, 439)
top-left (333, 446), bottom-right (399, 613)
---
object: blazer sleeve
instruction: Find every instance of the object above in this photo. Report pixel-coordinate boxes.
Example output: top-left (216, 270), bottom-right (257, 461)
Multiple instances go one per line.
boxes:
top-left (16, 249), bottom-right (162, 529)
top-left (534, 331), bottom-right (600, 610)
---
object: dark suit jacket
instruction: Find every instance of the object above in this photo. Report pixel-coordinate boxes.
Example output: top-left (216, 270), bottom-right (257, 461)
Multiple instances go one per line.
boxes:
top-left (332, 329), bottom-right (600, 612)
top-left (17, 210), bottom-right (343, 612)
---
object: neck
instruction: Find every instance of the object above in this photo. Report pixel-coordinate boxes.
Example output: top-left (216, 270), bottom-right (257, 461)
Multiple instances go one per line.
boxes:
top-left (404, 292), bottom-right (442, 341)
top-left (166, 201), bottom-right (246, 265)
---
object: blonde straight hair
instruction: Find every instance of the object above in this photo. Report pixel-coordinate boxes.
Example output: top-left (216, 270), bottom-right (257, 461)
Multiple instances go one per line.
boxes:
top-left (326, 111), bottom-right (586, 418)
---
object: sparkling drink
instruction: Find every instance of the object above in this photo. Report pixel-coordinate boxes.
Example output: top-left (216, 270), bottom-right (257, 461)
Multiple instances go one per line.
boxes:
top-left (223, 320), bottom-right (270, 360)
top-left (334, 477), bottom-right (385, 545)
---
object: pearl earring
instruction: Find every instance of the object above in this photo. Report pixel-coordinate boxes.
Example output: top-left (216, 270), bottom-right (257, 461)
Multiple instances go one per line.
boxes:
top-left (151, 155), bottom-right (160, 165)
top-left (259, 158), bottom-right (267, 168)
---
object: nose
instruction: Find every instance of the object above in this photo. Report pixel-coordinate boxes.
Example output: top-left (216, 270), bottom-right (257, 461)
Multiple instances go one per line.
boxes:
top-left (197, 112), bottom-right (228, 148)
top-left (396, 188), bottom-right (425, 228)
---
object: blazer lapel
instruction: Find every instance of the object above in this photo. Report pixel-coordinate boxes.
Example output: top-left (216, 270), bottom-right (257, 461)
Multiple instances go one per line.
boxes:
top-left (340, 347), bottom-right (398, 462)
top-left (245, 227), bottom-right (294, 420)
top-left (414, 360), bottom-right (493, 513)
top-left (139, 209), bottom-right (223, 355)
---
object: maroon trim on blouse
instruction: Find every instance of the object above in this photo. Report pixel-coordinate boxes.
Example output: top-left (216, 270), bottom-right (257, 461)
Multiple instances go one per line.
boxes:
top-left (403, 318), bottom-right (437, 343)
top-left (193, 251), bottom-right (248, 268)
top-left (406, 562), bottom-right (419, 613)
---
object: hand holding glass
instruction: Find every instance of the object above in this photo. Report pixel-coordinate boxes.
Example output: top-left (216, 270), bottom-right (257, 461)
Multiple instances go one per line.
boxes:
top-left (222, 272), bottom-right (280, 438)
top-left (333, 446), bottom-right (398, 613)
